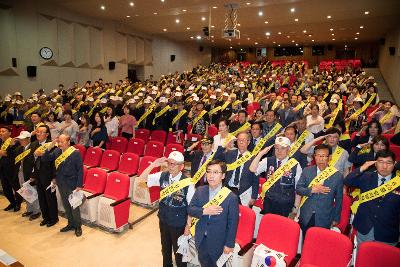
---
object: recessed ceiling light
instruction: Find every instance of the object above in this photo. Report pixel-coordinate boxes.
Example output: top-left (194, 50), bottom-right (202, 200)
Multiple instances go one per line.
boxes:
top-left (360, 25), bottom-right (364, 29)
top-left (331, 33), bottom-right (335, 36)
top-left (278, 44), bottom-right (281, 46)
top-left (201, 17), bottom-right (206, 21)
top-left (246, 2), bottom-right (251, 5)
top-left (364, 11), bottom-right (369, 15)
top-left (355, 37), bottom-right (358, 40)
top-left (212, 6), bottom-right (217, 9)
top-left (175, 19), bottom-right (180, 23)
top-left (345, 45), bottom-right (347, 47)
top-left (196, 35), bottom-right (201, 39)
top-left (295, 43), bottom-right (298, 46)
top-left (290, 8), bottom-right (295, 13)
top-left (211, 40), bottom-right (214, 42)
top-left (182, 9), bottom-right (187, 12)
top-left (135, 14), bottom-right (139, 16)
top-left (163, 28), bottom-right (167, 31)
top-left (190, 36), bottom-right (194, 39)
top-left (327, 15), bottom-right (331, 19)
top-left (153, 12), bottom-right (158, 15)
top-left (237, 23), bottom-right (241, 26)
top-left (186, 27), bottom-right (190, 30)
top-left (356, 32), bottom-right (360, 35)
top-left (211, 25), bottom-right (215, 28)
top-left (161, 0), bottom-right (164, 2)
top-left (292, 40), bottom-right (295, 43)
top-left (332, 38), bottom-right (335, 40)
top-left (273, 41), bottom-right (276, 44)
top-left (255, 42), bottom-right (258, 45)
top-left (126, 15), bottom-right (130, 18)
top-left (312, 39), bottom-right (314, 42)
top-left (100, 5), bottom-right (105, 10)
top-left (247, 37), bottom-right (250, 40)
top-left (330, 28), bottom-right (334, 31)
top-left (308, 34), bottom-right (312, 37)
top-left (265, 32), bottom-right (271, 36)
top-left (303, 30), bottom-right (307, 33)
top-left (211, 35), bottom-right (214, 38)
top-left (294, 18), bottom-right (299, 22)
top-left (264, 21), bottom-right (269, 24)
top-left (129, 2), bottom-right (134, 7)
top-left (258, 11), bottom-right (263, 16)
top-left (278, 32), bottom-right (282, 35)
top-left (287, 35), bottom-right (290, 38)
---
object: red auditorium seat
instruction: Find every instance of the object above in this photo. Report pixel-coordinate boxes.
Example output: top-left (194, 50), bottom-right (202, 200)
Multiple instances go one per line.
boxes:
top-left (207, 125), bottom-right (218, 138)
top-left (135, 128), bottom-right (150, 142)
top-left (80, 168), bottom-right (108, 223)
top-left (126, 138), bottom-right (145, 156)
top-left (97, 172), bottom-right (131, 231)
top-left (355, 241), bottom-right (400, 267)
top-left (186, 133), bottom-right (202, 143)
top-left (83, 166), bottom-right (88, 185)
top-left (150, 130), bottom-right (167, 144)
top-left (164, 143), bottom-right (184, 157)
top-left (144, 141), bottom-right (164, 158)
top-left (389, 145), bottom-right (400, 160)
top-left (236, 205), bottom-right (256, 249)
top-left (109, 136), bottom-right (128, 153)
top-left (83, 147), bottom-right (103, 168)
top-left (337, 194), bottom-right (352, 234)
top-left (256, 214), bottom-right (300, 265)
top-left (299, 227), bottom-right (353, 267)
top-left (99, 149), bottom-right (120, 172)
top-left (74, 144), bottom-right (86, 160)
top-left (137, 156), bottom-right (160, 175)
top-left (166, 131), bottom-right (184, 145)
top-left (117, 152), bottom-right (139, 176)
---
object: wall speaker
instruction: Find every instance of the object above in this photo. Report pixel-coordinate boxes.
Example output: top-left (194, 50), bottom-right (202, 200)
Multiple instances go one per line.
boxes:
top-left (27, 66), bottom-right (37, 77)
top-left (12, 58), bottom-right (17, 68)
top-left (327, 45), bottom-right (333, 51)
top-left (199, 46), bottom-right (204, 52)
top-left (170, 55), bottom-right (175, 62)
top-left (380, 38), bottom-right (386, 45)
top-left (389, 47), bottom-right (396, 56)
top-left (109, 61), bottom-right (116, 70)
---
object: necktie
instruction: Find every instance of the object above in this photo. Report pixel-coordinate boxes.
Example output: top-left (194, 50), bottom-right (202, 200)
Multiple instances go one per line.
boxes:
top-left (233, 154), bottom-right (242, 186)
top-left (380, 178), bottom-right (386, 186)
top-left (277, 160), bottom-right (282, 168)
top-left (199, 155), bottom-right (207, 186)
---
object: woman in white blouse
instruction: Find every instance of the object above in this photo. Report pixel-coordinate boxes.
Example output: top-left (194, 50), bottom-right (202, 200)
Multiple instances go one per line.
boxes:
top-left (45, 112), bottom-right (60, 140)
top-left (306, 104), bottom-right (325, 134)
top-left (104, 106), bottom-right (119, 138)
top-left (59, 109), bottom-right (79, 144)
top-left (212, 118), bottom-right (234, 151)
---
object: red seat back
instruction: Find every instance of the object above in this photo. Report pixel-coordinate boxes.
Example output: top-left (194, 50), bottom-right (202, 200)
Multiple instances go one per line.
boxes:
top-left (337, 194), bottom-right (351, 234)
top-left (74, 144), bottom-right (86, 160)
top-left (99, 149), bottom-right (120, 171)
top-left (166, 132), bottom-right (184, 145)
top-left (83, 168), bottom-right (107, 194)
top-left (207, 125), bottom-right (218, 137)
top-left (126, 138), bottom-right (145, 156)
top-left (103, 172), bottom-right (130, 201)
top-left (117, 152), bottom-right (139, 176)
top-left (164, 143), bottom-right (184, 157)
top-left (355, 241), bottom-right (400, 267)
top-left (83, 147), bottom-right (103, 167)
top-left (135, 128), bottom-right (150, 142)
top-left (390, 145), bottom-right (400, 160)
top-left (236, 205), bottom-right (256, 248)
top-left (144, 141), bottom-right (164, 157)
top-left (150, 130), bottom-right (167, 144)
top-left (186, 133), bottom-right (202, 142)
top-left (137, 156), bottom-right (160, 175)
top-left (256, 214), bottom-right (300, 265)
top-left (254, 178), bottom-right (266, 209)
top-left (110, 136), bottom-right (128, 153)
top-left (300, 227), bottom-right (353, 267)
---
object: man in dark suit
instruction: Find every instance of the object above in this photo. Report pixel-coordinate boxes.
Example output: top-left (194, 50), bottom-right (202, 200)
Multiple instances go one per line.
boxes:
top-left (277, 98), bottom-right (297, 127)
top-left (31, 125), bottom-right (58, 227)
top-left (14, 131), bottom-right (41, 220)
top-left (188, 160), bottom-right (239, 267)
top-left (216, 132), bottom-right (259, 207)
top-left (228, 110), bottom-right (248, 132)
top-left (296, 144), bottom-right (343, 234)
top-left (169, 101), bottom-right (188, 133)
top-left (248, 122), bottom-right (264, 152)
top-left (42, 134), bottom-right (84, 237)
top-left (344, 150), bottom-right (400, 246)
top-left (184, 136), bottom-right (214, 187)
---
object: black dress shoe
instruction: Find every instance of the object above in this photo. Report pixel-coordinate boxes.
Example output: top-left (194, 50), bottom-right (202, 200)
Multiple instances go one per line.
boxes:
top-left (75, 227), bottom-right (82, 237)
top-left (22, 211), bottom-right (33, 217)
top-left (4, 204), bottom-right (15, 211)
top-left (13, 205), bottom-right (21, 212)
top-left (60, 225), bottom-right (75, 232)
top-left (46, 219), bottom-right (59, 227)
top-left (29, 213), bottom-right (41, 221)
top-left (40, 220), bottom-right (49, 226)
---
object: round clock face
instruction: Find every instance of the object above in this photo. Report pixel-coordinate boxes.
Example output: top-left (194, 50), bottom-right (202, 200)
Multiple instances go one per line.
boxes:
top-left (40, 47), bottom-right (53, 59)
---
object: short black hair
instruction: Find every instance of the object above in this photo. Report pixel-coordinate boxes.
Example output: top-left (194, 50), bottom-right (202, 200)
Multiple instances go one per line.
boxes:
top-left (314, 144), bottom-right (332, 155)
top-left (37, 124), bottom-right (50, 134)
top-left (375, 150), bottom-right (395, 162)
top-left (63, 109), bottom-right (73, 117)
top-left (367, 119), bottom-right (383, 136)
top-left (31, 111), bottom-right (42, 117)
top-left (217, 117), bottom-right (230, 127)
top-left (251, 122), bottom-right (263, 131)
top-left (207, 159), bottom-right (227, 174)
top-left (371, 136), bottom-right (389, 149)
top-left (325, 127), bottom-right (341, 136)
top-left (238, 110), bottom-right (248, 117)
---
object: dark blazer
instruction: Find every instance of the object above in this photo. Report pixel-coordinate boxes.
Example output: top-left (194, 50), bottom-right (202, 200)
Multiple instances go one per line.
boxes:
top-left (31, 140), bottom-right (56, 185)
top-left (349, 147), bottom-right (375, 169)
top-left (14, 143), bottom-right (36, 182)
top-left (351, 134), bottom-right (370, 148)
top-left (42, 148), bottom-right (83, 189)
top-left (296, 165), bottom-right (343, 228)
top-left (188, 186), bottom-right (239, 258)
top-left (344, 168), bottom-right (400, 243)
top-left (0, 139), bottom-right (18, 178)
top-left (169, 109), bottom-right (188, 133)
top-left (215, 147), bottom-right (259, 199)
top-left (276, 108), bottom-right (297, 127)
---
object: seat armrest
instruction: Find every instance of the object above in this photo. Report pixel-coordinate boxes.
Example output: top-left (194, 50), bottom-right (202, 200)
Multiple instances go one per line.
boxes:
top-left (238, 243), bottom-right (255, 256)
top-left (86, 193), bottom-right (102, 199)
top-left (110, 197), bottom-right (130, 207)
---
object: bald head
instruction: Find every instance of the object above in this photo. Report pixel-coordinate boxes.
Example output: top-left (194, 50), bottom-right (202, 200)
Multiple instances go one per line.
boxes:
top-left (58, 134), bottom-right (71, 150)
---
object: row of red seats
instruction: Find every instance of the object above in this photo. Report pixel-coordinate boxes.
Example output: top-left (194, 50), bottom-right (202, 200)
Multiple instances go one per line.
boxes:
top-left (271, 60), bottom-right (309, 68)
top-left (319, 59), bottom-right (361, 70)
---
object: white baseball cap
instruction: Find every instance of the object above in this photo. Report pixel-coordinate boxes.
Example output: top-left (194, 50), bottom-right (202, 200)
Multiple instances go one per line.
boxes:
top-left (330, 98), bottom-right (338, 104)
top-left (275, 136), bottom-right (291, 148)
top-left (175, 92), bottom-right (182, 97)
top-left (16, 131), bottom-right (31, 139)
top-left (210, 95), bottom-right (217, 99)
top-left (168, 151), bottom-right (184, 163)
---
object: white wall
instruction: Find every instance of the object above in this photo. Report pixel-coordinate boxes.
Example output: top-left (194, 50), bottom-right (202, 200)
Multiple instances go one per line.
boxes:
top-left (0, 0), bottom-right (211, 97)
top-left (379, 28), bottom-right (400, 104)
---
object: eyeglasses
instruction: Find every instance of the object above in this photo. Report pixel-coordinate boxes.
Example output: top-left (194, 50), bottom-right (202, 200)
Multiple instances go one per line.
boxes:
top-left (206, 170), bottom-right (223, 174)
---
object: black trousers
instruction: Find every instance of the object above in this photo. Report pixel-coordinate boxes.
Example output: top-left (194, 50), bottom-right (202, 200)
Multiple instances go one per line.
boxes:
top-left (159, 220), bottom-right (186, 267)
top-left (37, 179), bottom-right (58, 222)
top-left (300, 213), bottom-right (316, 236)
top-left (0, 173), bottom-right (22, 206)
top-left (262, 197), bottom-right (293, 217)
top-left (58, 180), bottom-right (81, 228)
top-left (198, 236), bottom-right (221, 267)
top-left (121, 132), bottom-right (133, 140)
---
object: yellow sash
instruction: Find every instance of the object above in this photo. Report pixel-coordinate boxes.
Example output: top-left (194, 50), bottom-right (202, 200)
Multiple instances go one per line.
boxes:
top-left (190, 187), bottom-right (231, 236)
top-left (329, 146), bottom-right (345, 167)
top-left (172, 110), bottom-right (187, 126)
top-left (208, 106), bottom-right (222, 116)
top-left (15, 148), bottom-right (31, 164)
top-left (323, 92), bottom-right (329, 100)
top-left (232, 100), bottom-right (243, 107)
top-left (192, 110), bottom-right (207, 128)
top-left (349, 93), bottom-right (376, 120)
top-left (123, 85), bottom-right (132, 94)
top-left (266, 82), bottom-right (274, 92)
top-left (226, 151), bottom-right (253, 171)
top-left (55, 146), bottom-right (76, 169)
top-left (379, 111), bottom-right (393, 125)
top-left (159, 178), bottom-right (193, 201)
top-left (132, 87), bottom-right (141, 96)
top-left (271, 101), bottom-right (281, 111)
top-left (299, 166), bottom-right (338, 207)
top-left (351, 175), bottom-right (400, 214)
top-left (289, 130), bottom-right (310, 157)
top-left (13, 121), bottom-right (24, 125)
top-left (24, 105), bottom-right (39, 118)
top-left (295, 82), bottom-right (305, 95)
top-left (100, 106), bottom-right (108, 114)
top-left (194, 84), bottom-right (202, 93)
top-left (116, 90), bottom-right (122, 96)
top-left (340, 134), bottom-right (350, 141)
top-left (0, 138), bottom-right (12, 158)
top-left (261, 158), bottom-right (299, 198)
top-left (152, 105), bottom-right (171, 125)
top-left (34, 142), bottom-right (53, 154)
top-left (294, 102), bottom-right (306, 111)
top-left (137, 104), bottom-right (156, 126)
top-left (231, 122), bottom-right (251, 137)
top-left (221, 101), bottom-right (231, 111)
top-left (97, 92), bottom-right (107, 100)
top-left (326, 100), bottom-right (343, 128)
top-left (55, 107), bottom-right (62, 114)
top-left (1, 111), bottom-right (7, 118)
top-left (251, 123), bottom-right (283, 156)
top-left (358, 146), bottom-right (371, 155)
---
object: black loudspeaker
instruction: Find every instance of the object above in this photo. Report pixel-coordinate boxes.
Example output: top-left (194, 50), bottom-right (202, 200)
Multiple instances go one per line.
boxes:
top-left (199, 46), bottom-right (204, 52)
top-left (170, 55), bottom-right (175, 62)
top-left (327, 45), bottom-right (333, 51)
top-left (380, 38), bottom-right (386, 45)
top-left (27, 66), bottom-right (37, 77)
top-left (109, 61), bottom-right (115, 70)
top-left (389, 47), bottom-right (396, 56)
top-left (12, 58), bottom-right (17, 67)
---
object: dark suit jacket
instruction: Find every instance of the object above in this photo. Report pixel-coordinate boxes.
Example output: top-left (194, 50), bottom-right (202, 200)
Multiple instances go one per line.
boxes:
top-left (349, 147), bottom-right (375, 169)
top-left (188, 186), bottom-right (239, 257)
top-left (296, 165), bottom-right (343, 228)
top-left (344, 168), bottom-right (400, 243)
top-left (31, 140), bottom-right (56, 186)
top-left (169, 109), bottom-right (188, 133)
top-left (14, 143), bottom-right (36, 182)
top-left (277, 108), bottom-right (297, 127)
top-left (351, 134), bottom-right (370, 148)
top-left (0, 139), bottom-right (18, 178)
top-left (184, 150), bottom-right (210, 186)
top-left (215, 147), bottom-right (259, 199)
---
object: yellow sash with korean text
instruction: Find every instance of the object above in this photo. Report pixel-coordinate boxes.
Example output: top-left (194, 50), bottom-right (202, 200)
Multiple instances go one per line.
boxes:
top-left (261, 158), bottom-right (299, 198)
top-left (329, 146), bottom-right (345, 167)
top-left (192, 110), bottom-right (207, 128)
top-left (15, 149), bottom-right (31, 164)
top-left (251, 123), bottom-right (283, 156)
top-left (226, 151), bottom-right (253, 171)
top-left (55, 146), bottom-right (76, 169)
top-left (34, 142), bottom-right (53, 154)
top-left (208, 106), bottom-right (222, 116)
top-left (24, 105), bottom-right (39, 118)
top-left (0, 138), bottom-right (12, 158)
top-left (152, 105), bottom-right (171, 125)
top-left (326, 101), bottom-right (343, 129)
top-left (289, 130), bottom-right (310, 157)
top-left (231, 122), bottom-right (251, 137)
top-left (379, 111), bottom-right (393, 125)
top-left (137, 104), bottom-right (156, 126)
top-left (191, 152), bottom-right (216, 185)
top-left (172, 110), bottom-right (187, 126)
top-left (159, 177), bottom-right (193, 201)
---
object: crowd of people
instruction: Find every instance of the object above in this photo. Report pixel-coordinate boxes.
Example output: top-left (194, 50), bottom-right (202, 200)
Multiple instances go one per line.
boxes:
top-left (1, 60), bottom-right (400, 266)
